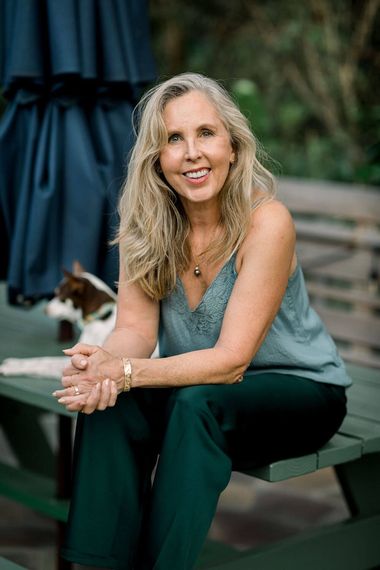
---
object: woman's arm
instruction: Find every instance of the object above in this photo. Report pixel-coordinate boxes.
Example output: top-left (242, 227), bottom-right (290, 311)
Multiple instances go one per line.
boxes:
top-left (103, 252), bottom-right (159, 358)
top-left (52, 253), bottom-right (159, 411)
top-left (123, 200), bottom-right (296, 387)
top-left (58, 200), bottom-right (296, 400)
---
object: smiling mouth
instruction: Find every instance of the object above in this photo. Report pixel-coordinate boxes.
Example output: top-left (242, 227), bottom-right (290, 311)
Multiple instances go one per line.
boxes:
top-left (183, 168), bottom-right (211, 180)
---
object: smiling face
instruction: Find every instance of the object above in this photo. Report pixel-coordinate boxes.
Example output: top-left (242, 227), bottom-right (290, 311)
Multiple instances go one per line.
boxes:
top-left (159, 90), bottom-right (235, 211)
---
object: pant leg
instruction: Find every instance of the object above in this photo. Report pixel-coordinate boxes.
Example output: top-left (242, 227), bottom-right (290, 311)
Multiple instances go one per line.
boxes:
top-left (61, 388), bottom-right (171, 569)
top-left (220, 372), bottom-right (347, 470)
top-left (138, 385), bottom-right (233, 570)
top-left (138, 372), bottom-right (346, 570)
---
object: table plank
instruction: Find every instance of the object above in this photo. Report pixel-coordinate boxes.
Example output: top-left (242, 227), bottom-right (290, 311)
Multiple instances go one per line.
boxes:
top-left (0, 375), bottom-right (73, 416)
top-left (243, 453), bottom-right (317, 483)
top-left (339, 415), bottom-right (380, 453)
top-left (317, 433), bottom-right (362, 469)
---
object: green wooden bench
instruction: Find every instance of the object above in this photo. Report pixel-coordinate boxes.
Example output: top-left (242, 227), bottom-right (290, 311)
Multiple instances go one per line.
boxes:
top-left (0, 178), bottom-right (379, 569)
top-left (0, 293), bottom-right (72, 570)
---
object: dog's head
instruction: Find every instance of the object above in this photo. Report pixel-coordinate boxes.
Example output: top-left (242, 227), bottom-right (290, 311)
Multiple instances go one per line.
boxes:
top-left (45, 261), bottom-right (116, 323)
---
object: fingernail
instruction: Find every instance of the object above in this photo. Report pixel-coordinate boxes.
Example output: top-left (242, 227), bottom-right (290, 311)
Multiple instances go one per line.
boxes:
top-left (52, 391), bottom-right (57, 396)
top-left (58, 398), bottom-right (66, 403)
top-left (96, 383), bottom-right (101, 389)
top-left (105, 378), bottom-right (110, 386)
top-left (80, 359), bottom-right (87, 366)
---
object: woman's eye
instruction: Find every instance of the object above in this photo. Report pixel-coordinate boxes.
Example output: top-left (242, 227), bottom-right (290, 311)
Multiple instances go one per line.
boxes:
top-left (168, 133), bottom-right (181, 143)
top-left (201, 129), bottom-right (214, 137)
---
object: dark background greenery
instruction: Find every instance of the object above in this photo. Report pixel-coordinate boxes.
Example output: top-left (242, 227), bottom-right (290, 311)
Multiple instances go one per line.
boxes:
top-left (150, 0), bottom-right (380, 184)
top-left (1, 2), bottom-right (379, 184)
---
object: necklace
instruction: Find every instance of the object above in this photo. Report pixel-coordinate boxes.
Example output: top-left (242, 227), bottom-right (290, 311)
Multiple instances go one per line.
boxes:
top-left (191, 223), bottom-right (220, 278)
top-left (193, 250), bottom-right (204, 277)
top-left (194, 264), bottom-right (201, 277)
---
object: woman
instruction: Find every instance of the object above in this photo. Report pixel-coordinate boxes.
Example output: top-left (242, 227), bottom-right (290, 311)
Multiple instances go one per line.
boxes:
top-left (54, 73), bottom-right (351, 570)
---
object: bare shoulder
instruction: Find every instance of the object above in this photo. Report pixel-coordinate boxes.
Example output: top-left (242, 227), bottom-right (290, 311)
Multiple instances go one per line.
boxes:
top-left (250, 198), bottom-right (294, 233)
top-left (245, 199), bottom-right (296, 247)
top-left (236, 199), bottom-right (296, 272)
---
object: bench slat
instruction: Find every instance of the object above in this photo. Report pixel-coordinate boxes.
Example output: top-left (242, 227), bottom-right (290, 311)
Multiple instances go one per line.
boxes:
top-left (306, 281), bottom-right (380, 309)
top-left (295, 220), bottom-right (380, 249)
top-left (304, 252), bottom-right (376, 284)
top-left (315, 306), bottom-right (380, 349)
top-left (346, 363), bottom-right (380, 384)
top-left (0, 462), bottom-right (69, 522)
top-left (316, 433), bottom-right (362, 469)
top-left (339, 415), bottom-right (380, 453)
top-left (297, 246), bottom-right (373, 282)
top-left (347, 383), bottom-right (380, 424)
top-left (279, 177), bottom-right (380, 222)
top-left (0, 558), bottom-right (28, 570)
top-left (243, 453), bottom-right (317, 483)
top-left (0, 375), bottom-right (73, 416)
top-left (338, 347), bottom-right (380, 370)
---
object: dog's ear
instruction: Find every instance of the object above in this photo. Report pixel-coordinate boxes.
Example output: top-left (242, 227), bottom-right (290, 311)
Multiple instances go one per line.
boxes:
top-left (61, 268), bottom-right (85, 291)
top-left (72, 260), bottom-right (86, 275)
top-left (62, 268), bottom-right (75, 280)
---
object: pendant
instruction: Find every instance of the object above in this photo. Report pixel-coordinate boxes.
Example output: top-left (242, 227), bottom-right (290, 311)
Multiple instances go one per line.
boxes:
top-left (194, 265), bottom-right (201, 277)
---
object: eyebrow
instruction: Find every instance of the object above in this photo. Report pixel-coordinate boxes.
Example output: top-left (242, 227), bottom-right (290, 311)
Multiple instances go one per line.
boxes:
top-left (166, 123), bottom-right (219, 135)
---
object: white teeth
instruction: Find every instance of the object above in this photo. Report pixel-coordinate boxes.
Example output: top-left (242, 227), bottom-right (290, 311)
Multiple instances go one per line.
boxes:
top-left (185, 168), bottom-right (209, 179)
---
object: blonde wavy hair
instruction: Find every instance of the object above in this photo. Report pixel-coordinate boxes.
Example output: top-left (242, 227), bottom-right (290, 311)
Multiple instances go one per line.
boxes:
top-left (115, 73), bottom-right (276, 300)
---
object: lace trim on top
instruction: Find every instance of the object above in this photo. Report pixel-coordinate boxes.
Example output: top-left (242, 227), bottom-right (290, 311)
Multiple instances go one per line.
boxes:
top-left (167, 255), bottom-right (236, 335)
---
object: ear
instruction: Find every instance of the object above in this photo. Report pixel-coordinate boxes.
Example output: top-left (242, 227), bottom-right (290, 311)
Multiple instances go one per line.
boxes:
top-left (62, 268), bottom-right (82, 287)
top-left (230, 151), bottom-right (236, 165)
top-left (62, 267), bottom-right (74, 279)
top-left (72, 260), bottom-right (85, 275)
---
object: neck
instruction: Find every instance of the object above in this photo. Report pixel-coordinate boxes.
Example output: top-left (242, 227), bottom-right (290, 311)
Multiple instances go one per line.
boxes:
top-left (188, 207), bottom-right (221, 243)
top-left (190, 221), bottom-right (220, 252)
top-left (182, 196), bottom-right (221, 229)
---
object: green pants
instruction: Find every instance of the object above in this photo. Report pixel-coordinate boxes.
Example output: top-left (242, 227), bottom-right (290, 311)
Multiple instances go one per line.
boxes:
top-left (61, 372), bottom-right (346, 569)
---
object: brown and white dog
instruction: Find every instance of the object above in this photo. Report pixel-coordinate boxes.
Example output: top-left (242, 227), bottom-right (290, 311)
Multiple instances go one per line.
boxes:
top-left (0, 262), bottom-right (117, 378)
top-left (45, 261), bottom-right (117, 346)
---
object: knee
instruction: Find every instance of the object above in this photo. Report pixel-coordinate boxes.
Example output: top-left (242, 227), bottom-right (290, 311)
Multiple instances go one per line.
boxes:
top-left (160, 386), bottom-right (231, 457)
top-left (170, 385), bottom-right (209, 412)
top-left (168, 385), bottom-right (223, 423)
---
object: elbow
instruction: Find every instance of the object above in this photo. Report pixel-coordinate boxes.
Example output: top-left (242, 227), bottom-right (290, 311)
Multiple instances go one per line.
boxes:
top-left (216, 346), bottom-right (250, 384)
top-left (228, 361), bottom-right (249, 384)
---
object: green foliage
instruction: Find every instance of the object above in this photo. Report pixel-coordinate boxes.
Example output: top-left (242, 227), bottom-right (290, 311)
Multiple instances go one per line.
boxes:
top-left (150, 0), bottom-right (380, 184)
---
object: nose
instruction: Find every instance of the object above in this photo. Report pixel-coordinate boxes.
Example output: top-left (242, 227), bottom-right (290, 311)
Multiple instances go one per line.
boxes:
top-left (184, 138), bottom-right (202, 161)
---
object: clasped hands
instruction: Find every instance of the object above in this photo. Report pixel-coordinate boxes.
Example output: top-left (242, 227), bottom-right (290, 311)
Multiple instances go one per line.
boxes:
top-left (52, 344), bottom-right (124, 414)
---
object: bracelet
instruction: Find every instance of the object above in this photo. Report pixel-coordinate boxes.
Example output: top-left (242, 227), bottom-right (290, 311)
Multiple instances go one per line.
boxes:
top-left (121, 358), bottom-right (132, 392)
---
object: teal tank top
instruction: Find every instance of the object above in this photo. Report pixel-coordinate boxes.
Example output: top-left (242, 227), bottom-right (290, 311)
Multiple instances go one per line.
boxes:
top-left (159, 254), bottom-right (352, 388)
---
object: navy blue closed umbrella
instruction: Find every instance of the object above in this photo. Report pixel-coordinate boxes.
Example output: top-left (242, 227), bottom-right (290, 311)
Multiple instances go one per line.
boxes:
top-left (0, 0), bottom-right (156, 304)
